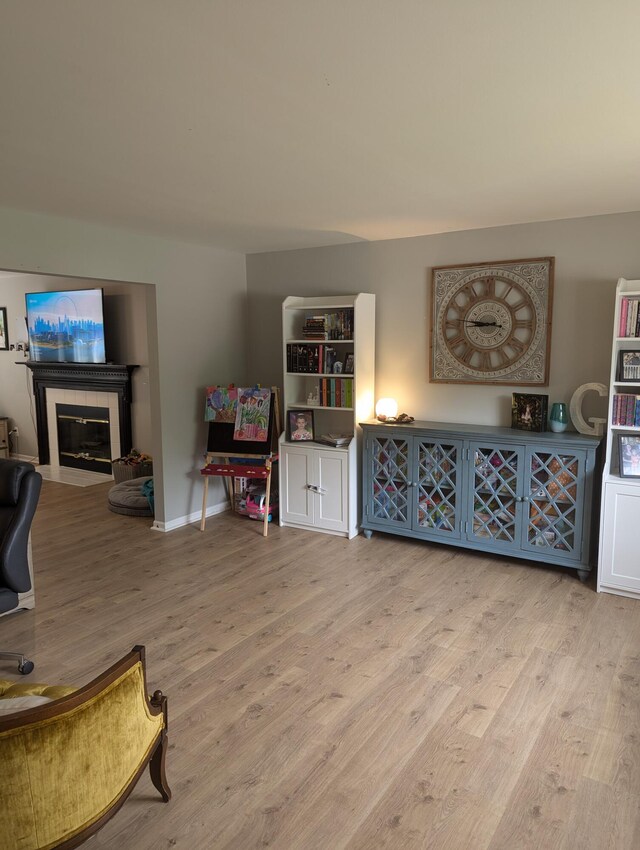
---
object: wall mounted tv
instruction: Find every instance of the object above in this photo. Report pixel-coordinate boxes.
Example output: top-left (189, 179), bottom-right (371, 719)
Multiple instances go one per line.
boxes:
top-left (25, 288), bottom-right (106, 363)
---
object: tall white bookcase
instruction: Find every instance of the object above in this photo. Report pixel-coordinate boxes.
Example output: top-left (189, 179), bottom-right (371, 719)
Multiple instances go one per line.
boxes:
top-left (279, 294), bottom-right (375, 538)
top-left (598, 277), bottom-right (640, 598)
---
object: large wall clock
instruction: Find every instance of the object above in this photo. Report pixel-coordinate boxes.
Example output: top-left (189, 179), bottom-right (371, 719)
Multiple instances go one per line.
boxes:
top-left (430, 257), bottom-right (554, 385)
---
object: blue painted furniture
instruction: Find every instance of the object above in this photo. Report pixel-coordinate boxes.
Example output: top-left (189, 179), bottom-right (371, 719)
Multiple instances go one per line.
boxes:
top-left (361, 421), bottom-right (602, 580)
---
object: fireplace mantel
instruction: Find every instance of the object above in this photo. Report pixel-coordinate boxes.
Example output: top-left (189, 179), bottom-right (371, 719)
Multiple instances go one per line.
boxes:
top-left (24, 362), bottom-right (137, 465)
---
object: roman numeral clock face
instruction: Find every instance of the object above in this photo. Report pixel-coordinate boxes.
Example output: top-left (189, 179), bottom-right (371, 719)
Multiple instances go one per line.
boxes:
top-left (431, 259), bottom-right (554, 385)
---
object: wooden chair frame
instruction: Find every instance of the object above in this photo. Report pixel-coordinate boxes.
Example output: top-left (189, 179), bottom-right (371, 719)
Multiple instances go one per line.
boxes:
top-left (0, 645), bottom-right (170, 849)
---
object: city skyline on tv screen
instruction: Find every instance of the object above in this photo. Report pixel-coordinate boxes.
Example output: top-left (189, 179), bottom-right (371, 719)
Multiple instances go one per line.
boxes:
top-left (25, 289), bottom-right (106, 363)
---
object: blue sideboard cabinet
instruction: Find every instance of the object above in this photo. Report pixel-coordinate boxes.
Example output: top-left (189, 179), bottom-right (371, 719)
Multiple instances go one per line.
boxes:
top-left (361, 421), bottom-right (602, 580)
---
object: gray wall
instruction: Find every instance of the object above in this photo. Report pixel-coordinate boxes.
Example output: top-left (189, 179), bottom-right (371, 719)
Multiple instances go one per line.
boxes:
top-left (246, 212), bottom-right (640, 426)
top-left (0, 206), bottom-right (247, 526)
top-left (0, 273), bottom-right (153, 461)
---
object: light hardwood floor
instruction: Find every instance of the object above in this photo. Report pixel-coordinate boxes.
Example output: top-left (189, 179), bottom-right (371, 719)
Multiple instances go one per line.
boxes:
top-left (1, 480), bottom-right (639, 849)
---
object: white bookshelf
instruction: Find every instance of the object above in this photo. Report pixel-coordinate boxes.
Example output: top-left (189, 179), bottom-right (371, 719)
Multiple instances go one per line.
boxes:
top-left (598, 277), bottom-right (640, 597)
top-left (279, 294), bottom-right (375, 538)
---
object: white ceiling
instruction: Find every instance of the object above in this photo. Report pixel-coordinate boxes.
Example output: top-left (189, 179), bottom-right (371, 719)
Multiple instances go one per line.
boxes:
top-left (1, 1), bottom-right (639, 255)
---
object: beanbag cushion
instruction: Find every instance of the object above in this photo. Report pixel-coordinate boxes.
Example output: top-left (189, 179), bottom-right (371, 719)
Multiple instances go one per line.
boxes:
top-left (108, 476), bottom-right (154, 517)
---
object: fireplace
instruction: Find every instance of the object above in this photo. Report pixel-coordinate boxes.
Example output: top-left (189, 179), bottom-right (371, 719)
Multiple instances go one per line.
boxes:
top-left (25, 363), bottom-right (136, 474)
top-left (56, 403), bottom-right (112, 473)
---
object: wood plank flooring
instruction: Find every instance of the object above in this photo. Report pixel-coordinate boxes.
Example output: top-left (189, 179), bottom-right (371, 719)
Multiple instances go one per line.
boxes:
top-left (1, 480), bottom-right (639, 849)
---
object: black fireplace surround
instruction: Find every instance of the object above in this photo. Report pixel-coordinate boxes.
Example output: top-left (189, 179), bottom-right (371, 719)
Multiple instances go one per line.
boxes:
top-left (25, 362), bottom-right (137, 466)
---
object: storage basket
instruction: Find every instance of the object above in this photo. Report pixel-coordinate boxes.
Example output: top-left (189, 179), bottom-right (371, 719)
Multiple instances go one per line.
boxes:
top-left (111, 460), bottom-right (153, 484)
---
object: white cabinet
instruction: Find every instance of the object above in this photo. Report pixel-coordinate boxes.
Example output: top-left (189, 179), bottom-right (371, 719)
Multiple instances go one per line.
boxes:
top-left (280, 441), bottom-right (351, 535)
top-left (279, 294), bottom-right (375, 538)
top-left (598, 277), bottom-right (640, 598)
top-left (599, 482), bottom-right (640, 596)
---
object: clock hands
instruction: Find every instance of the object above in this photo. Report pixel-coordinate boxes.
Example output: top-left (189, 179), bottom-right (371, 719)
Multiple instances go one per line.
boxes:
top-left (455, 319), bottom-right (504, 329)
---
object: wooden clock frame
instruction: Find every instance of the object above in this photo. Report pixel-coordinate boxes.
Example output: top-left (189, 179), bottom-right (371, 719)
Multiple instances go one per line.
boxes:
top-left (430, 257), bottom-right (554, 386)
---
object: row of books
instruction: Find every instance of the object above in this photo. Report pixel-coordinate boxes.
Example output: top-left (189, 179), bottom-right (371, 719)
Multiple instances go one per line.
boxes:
top-left (287, 343), bottom-right (345, 373)
top-left (302, 316), bottom-right (327, 339)
top-left (301, 310), bottom-right (354, 340)
top-left (612, 393), bottom-right (640, 427)
top-left (318, 378), bottom-right (353, 408)
top-left (618, 297), bottom-right (640, 338)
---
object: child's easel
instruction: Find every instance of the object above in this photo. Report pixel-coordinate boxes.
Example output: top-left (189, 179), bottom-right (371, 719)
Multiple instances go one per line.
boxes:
top-left (200, 387), bottom-right (281, 537)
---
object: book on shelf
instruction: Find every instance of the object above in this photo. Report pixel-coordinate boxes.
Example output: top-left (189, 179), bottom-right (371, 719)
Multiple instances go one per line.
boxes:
top-left (299, 310), bottom-right (355, 341)
top-left (323, 346), bottom-right (338, 373)
top-left (286, 343), bottom-right (343, 373)
top-left (315, 433), bottom-right (353, 447)
top-left (325, 310), bottom-right (354, 340)
top-left (317, 377), bottom-right (352, 407)
top-left (619, 296), bottom-right (640, 337)
top-left (302, 315), bottom-right (327, 339)
top-left (611, 393), bottom-right (640, 426)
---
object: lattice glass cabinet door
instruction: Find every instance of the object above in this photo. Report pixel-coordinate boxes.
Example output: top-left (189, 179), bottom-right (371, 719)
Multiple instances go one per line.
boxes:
top-left (523, 448), bottom-right (586, 560)
top-left (414, 438), bottom-right (463, 538)
top-left (367, 435), bottom-right (411, 527)
top-left (468, 442), bottom-right (524, 552)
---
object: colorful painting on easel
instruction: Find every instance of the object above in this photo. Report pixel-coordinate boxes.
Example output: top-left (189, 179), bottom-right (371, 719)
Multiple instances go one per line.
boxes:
top-left (205, 386), bottom-right (238, 422)
top-left (234, 387), bottom-right (271, 441)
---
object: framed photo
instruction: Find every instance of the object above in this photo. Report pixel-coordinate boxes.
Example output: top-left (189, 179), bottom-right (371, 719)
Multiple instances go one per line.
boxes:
top-left (431, 257), bottom-right (554, 385)
top-left (332, 360), bottom-right (343, 374)
top-left (288, 409), bottom-right (314, 442)
top-left (511, 393), bottom-right (548, 432)
top-left (618, 435), bottom-right (640, 478)
top-left (617, 350), bottom-right (640, 382)
top-left (0, 308), bottom-right (8, 351)
top-left (343, 353), bottom-right (354, 374)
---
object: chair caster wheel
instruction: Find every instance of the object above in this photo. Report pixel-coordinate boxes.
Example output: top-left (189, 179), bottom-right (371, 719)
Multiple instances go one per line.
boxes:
top-left (18, 660), bottom-right (34, 675)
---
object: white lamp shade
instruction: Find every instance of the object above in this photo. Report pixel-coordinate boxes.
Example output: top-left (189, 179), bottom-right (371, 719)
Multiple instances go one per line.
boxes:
top-left (375, 398), bottom-right (398, 419)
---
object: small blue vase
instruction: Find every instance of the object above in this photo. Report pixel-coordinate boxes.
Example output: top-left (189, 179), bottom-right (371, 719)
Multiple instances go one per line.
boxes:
top-left (549, 402), bottom-right (568, 433)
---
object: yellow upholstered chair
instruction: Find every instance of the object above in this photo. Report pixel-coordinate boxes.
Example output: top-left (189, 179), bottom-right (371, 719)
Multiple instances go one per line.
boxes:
top-left (0, 645), bottom-right (170, 849)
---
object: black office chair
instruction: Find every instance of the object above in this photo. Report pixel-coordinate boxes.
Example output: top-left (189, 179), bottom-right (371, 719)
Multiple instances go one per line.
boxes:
top-left (0, 459), bottom-right (42, 674)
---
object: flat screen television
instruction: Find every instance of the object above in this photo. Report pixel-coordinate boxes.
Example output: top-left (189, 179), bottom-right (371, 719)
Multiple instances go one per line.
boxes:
top-left (25, 288), bottom-right (106, 363)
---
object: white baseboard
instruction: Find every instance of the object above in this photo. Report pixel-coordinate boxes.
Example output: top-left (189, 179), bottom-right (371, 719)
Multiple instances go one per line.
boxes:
top-left (151, 500), bottom-right (230, 532)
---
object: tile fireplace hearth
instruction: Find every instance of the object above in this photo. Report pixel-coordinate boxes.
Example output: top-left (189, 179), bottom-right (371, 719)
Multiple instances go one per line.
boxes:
top-left (25, 362), bottom-right (137, 473)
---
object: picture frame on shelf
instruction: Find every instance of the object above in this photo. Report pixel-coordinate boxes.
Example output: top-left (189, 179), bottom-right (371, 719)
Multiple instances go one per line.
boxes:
top-left (617, 350), bottom-right (640, 382)
top-left (0, 307), bottom-right (8, 351)
top-left (511, 392), bottom-right (548, 432)
top-left (343, 353), bottom-right (354, 374)
top-left (288, 409), bottom-right (315, 442)
top-left (618, 434), bottom-right (640, 478)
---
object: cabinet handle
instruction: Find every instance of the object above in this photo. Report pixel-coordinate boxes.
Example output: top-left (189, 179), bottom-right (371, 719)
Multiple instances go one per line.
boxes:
top-left (515, 495), bottom-right (522, 502)
top-left (307, 484), bottom-right (327, 495)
